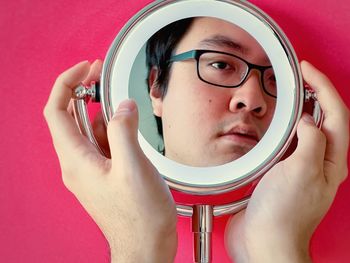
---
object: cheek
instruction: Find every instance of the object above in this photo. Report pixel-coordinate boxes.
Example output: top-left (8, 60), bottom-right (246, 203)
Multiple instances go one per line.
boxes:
top-left (163, 64), bottom-right (229, 130)
top-left (262, 99), bottom-right (276, 129)
top-left (268, 99), bottom-right (276, 116)
top-left (165, 65), bottom-right (214, 113)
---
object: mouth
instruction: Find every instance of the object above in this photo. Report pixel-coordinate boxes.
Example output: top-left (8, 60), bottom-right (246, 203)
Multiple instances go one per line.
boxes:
top-left (219, 125), bottom-right (260, 146)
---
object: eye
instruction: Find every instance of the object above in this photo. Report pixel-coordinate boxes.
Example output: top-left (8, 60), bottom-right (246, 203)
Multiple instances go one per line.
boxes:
top-left (264, 70), bottom-right (276, 83)
top-left (268, 74), bottom-right (276, 83)
top-left (210, 61), bottom-right (233, 70)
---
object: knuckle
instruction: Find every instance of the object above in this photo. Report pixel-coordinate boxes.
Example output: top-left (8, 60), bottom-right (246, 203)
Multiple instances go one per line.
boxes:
top-left (54, 72), bottom-right (69, 89)
top-left (43, 104), bottom-right (53, 120)
top-left (108, 114), bottom-right (131, 131)
top-left (339, 165), bottom-right (349, 183)
top-left (60, 167), bottom-right (76, 191)
top-left (55, 72), bottom-right (66, 84)
top-left (61, 172), bottom-right (73, 190)
top-left (43, 105), bottom-right (59, 125)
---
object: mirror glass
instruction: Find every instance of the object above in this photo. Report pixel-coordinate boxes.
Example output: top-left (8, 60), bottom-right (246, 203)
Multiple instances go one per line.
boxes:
top-left (129, 17), bottom-right (277, 168)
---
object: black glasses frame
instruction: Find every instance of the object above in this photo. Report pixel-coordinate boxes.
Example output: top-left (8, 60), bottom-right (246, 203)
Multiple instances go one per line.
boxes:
top-left (168, 49), bottom-right (276, 98)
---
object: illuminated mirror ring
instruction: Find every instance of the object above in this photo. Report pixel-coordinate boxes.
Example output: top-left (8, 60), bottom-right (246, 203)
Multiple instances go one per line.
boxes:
top-left (99, 0), bottom-right (303, 195)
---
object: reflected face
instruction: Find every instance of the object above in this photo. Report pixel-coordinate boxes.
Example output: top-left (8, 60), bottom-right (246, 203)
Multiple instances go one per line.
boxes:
top-left (150, 17), bottom-right (276, 167)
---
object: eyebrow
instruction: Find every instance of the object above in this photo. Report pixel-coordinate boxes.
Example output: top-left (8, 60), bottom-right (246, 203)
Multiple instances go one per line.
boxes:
top-left (199, 35), bottom-right (272, 65)
top-left (198, 35), bottom-right (250, 55)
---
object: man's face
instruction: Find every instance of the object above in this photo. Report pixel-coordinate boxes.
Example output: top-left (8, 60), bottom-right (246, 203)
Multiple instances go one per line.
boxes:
top-left (150, 17), bottom-right (276, 167)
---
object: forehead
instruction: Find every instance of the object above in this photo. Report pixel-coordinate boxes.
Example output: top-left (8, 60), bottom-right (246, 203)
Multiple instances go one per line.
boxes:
top-left (176, 17), bottom-right (270, 65)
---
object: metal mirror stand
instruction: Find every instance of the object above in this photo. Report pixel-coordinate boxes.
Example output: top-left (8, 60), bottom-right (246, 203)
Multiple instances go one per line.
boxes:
top-left (177, 201), bottom-right (249, 262)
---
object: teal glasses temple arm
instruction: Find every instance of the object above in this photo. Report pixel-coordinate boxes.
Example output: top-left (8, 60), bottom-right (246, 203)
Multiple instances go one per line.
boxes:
top-left (168, 50), bottom-right (197, 63)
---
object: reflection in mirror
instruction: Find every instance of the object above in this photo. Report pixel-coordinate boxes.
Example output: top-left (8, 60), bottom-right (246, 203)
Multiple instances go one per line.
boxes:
top-left (130, 17), bottom-right (276, 167)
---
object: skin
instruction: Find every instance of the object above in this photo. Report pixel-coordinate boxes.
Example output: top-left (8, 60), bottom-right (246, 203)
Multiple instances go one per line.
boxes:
top-left (44, 25), bottom-right (349, 263)
top-left (150, 17), bottom-right (276, 167)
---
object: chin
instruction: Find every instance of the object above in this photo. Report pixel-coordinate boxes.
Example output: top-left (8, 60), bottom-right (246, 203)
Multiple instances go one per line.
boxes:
top-left (193, 154), bottom-right (246, 167)
top-left (166, 148), bottom-right (251, 167)
top-left (208, 150), bottom-right (251, 166)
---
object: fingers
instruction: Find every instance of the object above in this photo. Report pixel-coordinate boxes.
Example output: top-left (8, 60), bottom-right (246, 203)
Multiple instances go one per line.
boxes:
top-left (82, 59), bottom-right (103, 85)
top-left (301, 61), bottom-right (348, 118)
top-left (293, 113), bottom-right (327, 175)
top-left (67, 100), bottom-right (75, 117)
top-left (107, 99), bottom-right (173, 206)
top-left (44, 60), bottom-right (105, 171)
top-left (107, 99), bottom-right (142, 167)
top-left (93, 111), bottom-right (110, 158)
top-left (46, 61), bottom-right (90, 111)
top-left (301, 61), bottom-right (349, 183)
top-left (225, 211), bottom-right (246, 261)
top-left (67, 60), bottom-right (102, 116)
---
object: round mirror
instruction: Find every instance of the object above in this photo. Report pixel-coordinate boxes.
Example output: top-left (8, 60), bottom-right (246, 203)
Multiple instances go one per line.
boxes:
top-left (130, 17), bottom-right (277, 167)
top-left (100, 0), bottom-right (303, 195)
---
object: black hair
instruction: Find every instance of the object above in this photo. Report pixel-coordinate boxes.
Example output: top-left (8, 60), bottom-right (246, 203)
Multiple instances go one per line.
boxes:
top-left (146, 18), bottom-right (195, 140)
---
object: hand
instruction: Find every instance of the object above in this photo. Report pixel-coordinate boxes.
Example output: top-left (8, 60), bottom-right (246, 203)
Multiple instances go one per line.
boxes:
top-left (225, 61), bottom-right (349, 262)
top-left (44, 60), bottom-right (178, 263)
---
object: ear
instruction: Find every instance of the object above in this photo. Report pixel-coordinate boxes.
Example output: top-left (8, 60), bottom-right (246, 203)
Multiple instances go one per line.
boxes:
top-left (148, 67), bottom-right (163, 117)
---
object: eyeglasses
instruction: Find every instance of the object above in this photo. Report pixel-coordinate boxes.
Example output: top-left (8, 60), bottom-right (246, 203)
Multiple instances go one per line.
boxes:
top-left (168, 49), bottom-right (277, 98)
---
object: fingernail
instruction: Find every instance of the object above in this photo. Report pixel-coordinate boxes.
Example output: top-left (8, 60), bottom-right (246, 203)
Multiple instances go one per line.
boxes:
top-left (302, 113), bottom-right (315, 124)
top-left (113, 99), bottom-right (136, 116)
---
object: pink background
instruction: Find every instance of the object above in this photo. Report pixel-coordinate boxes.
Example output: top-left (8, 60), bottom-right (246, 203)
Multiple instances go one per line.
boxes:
top-left (1, 0), bottom-right (350, 262)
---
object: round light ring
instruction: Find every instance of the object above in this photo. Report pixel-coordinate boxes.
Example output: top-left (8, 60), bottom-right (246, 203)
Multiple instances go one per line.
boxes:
top-left (101, 0), bottom-right (303, 192)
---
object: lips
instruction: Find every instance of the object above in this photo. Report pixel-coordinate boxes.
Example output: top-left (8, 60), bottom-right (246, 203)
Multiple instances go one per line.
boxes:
top-left (219, 125), bottom-right (260, 144)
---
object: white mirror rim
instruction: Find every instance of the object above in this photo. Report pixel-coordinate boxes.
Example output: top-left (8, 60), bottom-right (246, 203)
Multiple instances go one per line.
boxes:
top-left (101, 0), bottom-right (303, 194)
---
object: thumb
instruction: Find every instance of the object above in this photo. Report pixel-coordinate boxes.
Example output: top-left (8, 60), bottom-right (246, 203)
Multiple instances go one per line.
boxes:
top-left (293, 113), bottom-right (326, 167)
top-left (225, 211), bottom-right (246, 260)
top-left (107, 99), bottom-right (142, 164)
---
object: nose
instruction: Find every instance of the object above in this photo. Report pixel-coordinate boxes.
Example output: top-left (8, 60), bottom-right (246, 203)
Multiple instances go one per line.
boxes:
top-left (228, 70), bottom-right (267, 117)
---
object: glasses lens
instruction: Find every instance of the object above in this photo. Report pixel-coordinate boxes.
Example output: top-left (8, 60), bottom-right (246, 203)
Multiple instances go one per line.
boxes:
top-left (198, 52), bottom-right (248, 86)
top-left (263, 67), bottom-right (277, 97)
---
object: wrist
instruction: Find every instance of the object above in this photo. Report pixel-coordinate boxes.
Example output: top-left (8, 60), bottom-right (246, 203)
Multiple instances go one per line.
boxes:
top-left (226, 215), bottom-right (312, 263)
top-left (238, 226), bottom-right (311, 263)
top-left (109, 229), bottom-right (178, 263)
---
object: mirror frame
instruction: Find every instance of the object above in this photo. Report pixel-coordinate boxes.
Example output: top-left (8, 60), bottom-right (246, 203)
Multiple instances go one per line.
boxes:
top-left (100, 0), bottom-right (303, 195)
